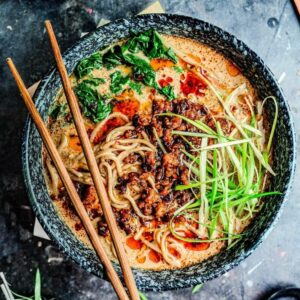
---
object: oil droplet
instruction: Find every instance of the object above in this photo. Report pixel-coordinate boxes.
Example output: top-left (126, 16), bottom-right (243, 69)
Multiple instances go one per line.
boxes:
top-left (267, 17), bottom-right (279, 28)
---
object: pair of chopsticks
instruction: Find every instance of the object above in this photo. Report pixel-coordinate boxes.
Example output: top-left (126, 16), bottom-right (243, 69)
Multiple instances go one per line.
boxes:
top-left (7, 20), bottom-right (139, 300)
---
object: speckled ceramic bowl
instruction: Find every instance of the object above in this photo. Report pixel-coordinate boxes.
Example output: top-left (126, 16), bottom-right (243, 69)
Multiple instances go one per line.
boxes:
top-left (22, 14), bottom-right (296, 291)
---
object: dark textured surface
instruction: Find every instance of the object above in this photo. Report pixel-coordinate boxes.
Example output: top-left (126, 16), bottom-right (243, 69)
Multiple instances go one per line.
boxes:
top-left (1, 1), bottom-right (300, 299)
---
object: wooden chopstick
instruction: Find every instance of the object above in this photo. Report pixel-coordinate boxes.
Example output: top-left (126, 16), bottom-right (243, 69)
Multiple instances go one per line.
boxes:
top-left (6, 58), bottom-right (130, 300)
top-left (44, 20), bottom-right (140, 300)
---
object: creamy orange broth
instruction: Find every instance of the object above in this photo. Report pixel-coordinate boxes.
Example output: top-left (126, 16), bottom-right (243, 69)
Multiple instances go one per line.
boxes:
top-left (44, 34), bottom-right (257, 270)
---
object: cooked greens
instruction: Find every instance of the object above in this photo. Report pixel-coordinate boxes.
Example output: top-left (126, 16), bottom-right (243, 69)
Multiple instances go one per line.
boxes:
top-left (173, 65), bottom-right (184, 73)
top-left (110, 71), bottom-right (130, 94)
top-left (75, 80), bottom-right (112, 123)
top-left (82, 76), bottom-right (106, 86)
top-left (121, 29), bottom-right (177, 62)
top-left (160, 85), bottom-right (176, 101)
top-left (75, 52), bottom-right (102, 78)
top-left (48, 102), bottom-right (67, 120)
top-left (129, 80), bottom-right (143, 95)
top-left (110, 71), bottom-right (143, 95)
top-left (75, 29), bottom-right (178, 100)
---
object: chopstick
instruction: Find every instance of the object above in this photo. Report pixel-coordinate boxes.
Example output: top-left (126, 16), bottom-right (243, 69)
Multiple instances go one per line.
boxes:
top-left (6, 58), bottom-right (129, 300)
top-left (44, 20), bottom-right (140, 300)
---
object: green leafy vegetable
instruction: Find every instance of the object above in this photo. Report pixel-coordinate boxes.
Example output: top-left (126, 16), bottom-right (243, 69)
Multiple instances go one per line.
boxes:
top-left (101, 30), bottom-right (179, 99)
top-left (110, 71), bottom-right (130, 95)
top-left (102, 45), bottom-right (124, 69)
top-left (123, 29), bottom-right (177, 62)
top-left (132, 63), bottom-right (157, 88)
top-left (76, 52), bottom-right (102, 78)
top-left (75, 81), bottom-right (112, 123)
top-left (173, 65), bottom-right (184, 73)
top-left (159, 85), bottom-right (176, 101)
top-left (48, 102), bottom-right (67, 120)
top-left (82, 76), bottom-right (106, 86)
top-left (129, 81), bottom-right (143, 95)
top-left (121, 53), bottom-right (158, 88)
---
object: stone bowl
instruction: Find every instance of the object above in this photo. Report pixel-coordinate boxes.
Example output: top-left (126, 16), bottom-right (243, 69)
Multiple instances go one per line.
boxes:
top-left (22, 14), bottom-right (296, 291)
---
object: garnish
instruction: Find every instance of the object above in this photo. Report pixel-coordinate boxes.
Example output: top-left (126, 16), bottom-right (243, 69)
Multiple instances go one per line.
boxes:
top-left (138, 291), bottom-right (148, 300)
top-left (110, 71), bottom-right (143, 95)
top-left (123, 29), bottom-right (177, 62)
top-left (180, 72), bottom-right (207, 96)
top-left (173, 65), bottom-right (184, 73)
top-left (82, 76), bottom-right (106, 86)
top-left (75, 52), bottom-right (102, 78)
top-left (159, 85), bottom-right (176, 101)
top-left (76, 29), bottom-right (180, 100)
top-left (75, 81), bottom-right (112, 123)
top-left (110, 71), bottom-right (130, 95)
top-left (102, 45), bottom-right (124, 69)
top-left (192, 283), bottom-right (204, 294)
top-left (162, 88), bottom-right (279, 245)
top-left (48, 102), bottom-right (67, 120)
top-left (129, 81), bottom-right (143, 95)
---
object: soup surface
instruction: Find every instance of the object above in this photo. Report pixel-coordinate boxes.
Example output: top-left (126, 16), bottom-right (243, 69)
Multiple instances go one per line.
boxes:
top-left (44, 30), bottom-right (276, 270)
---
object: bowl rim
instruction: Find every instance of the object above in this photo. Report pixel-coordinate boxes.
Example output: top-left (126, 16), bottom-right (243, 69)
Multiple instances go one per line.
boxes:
top-left (22, 13), bottom-right (296, 291)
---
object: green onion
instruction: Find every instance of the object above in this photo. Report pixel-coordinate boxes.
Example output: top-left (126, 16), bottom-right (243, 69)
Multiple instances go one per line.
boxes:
top-left (153, 127), bottom-right (167, 154)
top-left (139, 291), bottom-right (148, 300)
top-left (158, 113), bottom-right (216, 135)
top-left (34, 269), bottom-right (41, 300)
top-left (192, 284), bottom-right (204, 294)
top-left (262, 96), bottom-right (278, 154)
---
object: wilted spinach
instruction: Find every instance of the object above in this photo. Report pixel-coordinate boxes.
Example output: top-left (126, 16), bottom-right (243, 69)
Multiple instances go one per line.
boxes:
top-left (76, 29), bottom-right (178, 101)
top-left (48, 102), bottom-right (67, 120)
top-left (82, 76), bottom-right (106, 86)
top-left (110, 71), bottom-right (143, 95)
top-left (110, 71), bottom-right (130, 95)
top-left (129, 81), bottom-right (142, 95)
top-left (75, 52), bottom-right (102, 78)
top-left (122, 29), bottom-right (177, 62)
top-left (75, 81), bottom-right (112, 123)
top-left (159, 85), bottom-right (176, 101)
top-left (102, 45), bottom-right (124, 69)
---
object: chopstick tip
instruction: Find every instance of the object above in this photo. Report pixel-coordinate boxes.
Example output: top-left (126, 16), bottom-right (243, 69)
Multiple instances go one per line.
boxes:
top-left (6, 57), bottom-right (13, 68)
top-left (45, 20), bottom-right (51, 28)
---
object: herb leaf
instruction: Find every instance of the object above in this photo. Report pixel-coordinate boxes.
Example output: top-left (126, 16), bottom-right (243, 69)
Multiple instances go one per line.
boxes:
top-left (110, 70), bottom-right (143, 95)
top-left (48, 103), bottom-right (67, 120)
top-left (160, 85), bottom-right (176, 101)
top-left (75, 52), bottom-right (102, 78)
top-left (110, 71), bottom-right (130, 95)
top-left (124, 29), bottom-right (177, 62)
top-left (129, 81), bottom-right (143, 95)
top-left (75, 81), bottom-right (112, 123)
top-left (103, 45), bottom-right (124, 69)
top-left (173, 65), bottom-right (184, 73)
top-left (83, 76), bottom-right (106, 86)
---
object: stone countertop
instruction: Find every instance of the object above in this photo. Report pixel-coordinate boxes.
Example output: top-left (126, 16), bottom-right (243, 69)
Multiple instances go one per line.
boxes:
top-left (0, 0), bottom-right (300, 299)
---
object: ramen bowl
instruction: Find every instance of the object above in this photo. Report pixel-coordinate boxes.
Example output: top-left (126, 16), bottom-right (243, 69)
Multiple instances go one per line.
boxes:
top-left (22, 14), bottom-right (296, 291)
